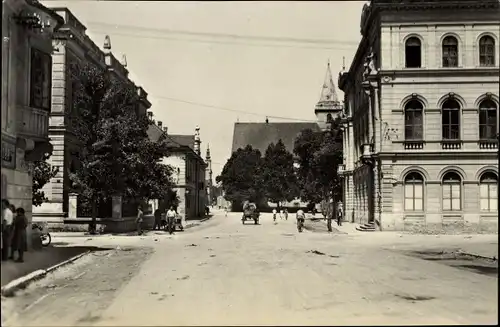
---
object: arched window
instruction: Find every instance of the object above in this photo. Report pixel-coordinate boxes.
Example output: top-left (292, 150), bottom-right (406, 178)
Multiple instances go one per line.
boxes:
top-left (404, 99), bottom-right (424, 140)
top-left (479, 99), bottom-right (498, 140)
top-left (442, 99), bottom-right (461, 140)
top-left (405, 37), bottom-right (422, 68)
top-left (404, 172), bottom-right (424, 211)
top-left (480, 172), bottom-right (498, 212)
top-left (442, 172), bottom-right (462, 211)
top-left (442, 36), bottom-right (459, 67)
top-left (479, 36), bottom-right (496, 67)
top-left (326, 113), bottom-right (333, 123)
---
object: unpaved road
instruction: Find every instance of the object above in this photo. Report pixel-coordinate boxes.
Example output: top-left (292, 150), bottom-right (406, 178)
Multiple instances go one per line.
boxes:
top-left (2, 212), bottom-right (497, 326)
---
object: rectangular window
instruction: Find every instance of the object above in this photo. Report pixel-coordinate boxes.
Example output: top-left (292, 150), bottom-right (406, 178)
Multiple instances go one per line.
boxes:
top-left (405, 183), bottom-right (423, 211)
top-left (30, 48), bottom-right (52, 110)
top-left (443, 184), bottom-right (461, 211)
top-left (443, 47), bottom-right (458, 67)
top-left (480, 183), bottom-right (498, 211)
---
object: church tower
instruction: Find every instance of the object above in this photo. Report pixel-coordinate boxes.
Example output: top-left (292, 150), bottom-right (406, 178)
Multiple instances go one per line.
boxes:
top-left (194, 126), bottom-right (201, 155)
top-left (315, 60), bottom-right (343, 131)
top-left (205, 144), bottom-right (213, 205)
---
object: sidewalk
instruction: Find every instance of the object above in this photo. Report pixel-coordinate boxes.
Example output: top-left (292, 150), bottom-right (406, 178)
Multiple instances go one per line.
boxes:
top-left (1, 246), bottom-right (96, 287)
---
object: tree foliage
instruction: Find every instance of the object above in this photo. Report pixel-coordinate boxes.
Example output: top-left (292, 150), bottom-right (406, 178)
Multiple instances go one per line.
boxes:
top-left (216, 145), bottom-right (264, 206)
top-left (261, 139), bottom-right (298, 205)
top-left (32, 153), bottom-right (59, 207)
top-left (293, 119), bottom-right (343, 205)
top-left (68, 63), bottom-right (175, 228)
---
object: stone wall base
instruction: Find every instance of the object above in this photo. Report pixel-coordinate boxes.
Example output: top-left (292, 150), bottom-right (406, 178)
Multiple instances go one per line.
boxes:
top-left (383, 214), bottom-right (498, 234)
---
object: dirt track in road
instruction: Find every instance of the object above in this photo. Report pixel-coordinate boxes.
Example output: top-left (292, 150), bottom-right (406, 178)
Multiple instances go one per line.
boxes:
top-left (2, 212), bottom-right (497, 326)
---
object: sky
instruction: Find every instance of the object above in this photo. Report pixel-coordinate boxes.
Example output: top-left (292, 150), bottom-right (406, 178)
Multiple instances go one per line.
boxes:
top-left (43, 0), bottom-right (366, 178)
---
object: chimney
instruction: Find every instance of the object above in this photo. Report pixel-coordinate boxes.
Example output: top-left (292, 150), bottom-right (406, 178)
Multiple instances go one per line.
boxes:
top-left (103, 35), bottom-right (111, 53)
top-left (163, 126), bottom-right (168, 133)
top-left (158, 121), bottom-right (163, 128)
top-left (147, 111), bottom-right (153, 120)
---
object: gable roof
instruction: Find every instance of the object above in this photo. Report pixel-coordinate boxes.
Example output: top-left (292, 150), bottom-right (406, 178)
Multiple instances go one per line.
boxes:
top-left (164, 134), bottom-right (195, 150)
top-left (147, 124), bottom-right (164, 143)
top-left (231, 122), bottom-right (321, 154)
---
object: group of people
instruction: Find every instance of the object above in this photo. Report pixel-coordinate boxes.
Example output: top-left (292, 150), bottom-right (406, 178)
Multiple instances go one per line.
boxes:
top-left (150, 206), bottom-right (180, 233)
top-left (1, 199), bottom-right (28, 263)
top-left (271, 201), bottom-right (344, 233)
top-left (271, 208), bottom-right (289, 221)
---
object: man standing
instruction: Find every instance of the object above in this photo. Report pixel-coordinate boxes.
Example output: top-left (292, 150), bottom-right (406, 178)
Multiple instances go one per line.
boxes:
top-left (136, 205), bottom-right (144, 236)
top-left (2, 200), bottom-right (14, 260)
top-left (166, 206), bottom-right (177, 234)
top-left (326, 198), bottom-right (334, 232)
top-left (337, 201), bottom-right (344, 226)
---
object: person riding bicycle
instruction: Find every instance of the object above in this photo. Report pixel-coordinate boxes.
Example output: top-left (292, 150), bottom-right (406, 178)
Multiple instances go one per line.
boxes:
top-left (296, 209), bottom-right (305, 223)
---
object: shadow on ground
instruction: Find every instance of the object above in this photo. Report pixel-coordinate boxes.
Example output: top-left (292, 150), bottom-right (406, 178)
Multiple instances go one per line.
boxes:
top-left (403, 249), bottom-right (498, 277)
top-left (1, 246), bottom-right (110, 286)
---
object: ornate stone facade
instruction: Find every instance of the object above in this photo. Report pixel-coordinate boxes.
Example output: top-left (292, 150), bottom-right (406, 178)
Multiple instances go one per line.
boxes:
top-left (2, 0), bottom-right (64, 246)
top-left (33, 8), bottom-right (151, 221)
top-left (338, 0), bottom-right (499, 233)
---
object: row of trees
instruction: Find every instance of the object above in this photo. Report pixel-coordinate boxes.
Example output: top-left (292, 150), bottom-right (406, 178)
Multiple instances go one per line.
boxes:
top-left (33, 63), bottom-right (177, 233)
top-left (217, 119), bottom-right (343, 210)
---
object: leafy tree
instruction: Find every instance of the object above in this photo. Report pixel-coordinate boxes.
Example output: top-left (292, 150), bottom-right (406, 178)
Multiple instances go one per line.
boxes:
top-left (261, 139), bottom-right (299, 207)
top-left (293, 119), bottom-right (343, 206)
top-left (32, 153), bottom-right (59, 207)
top-left (69, 63), bottom-right (175, 232)
top-left (216, 145), bottom-right (264, 208)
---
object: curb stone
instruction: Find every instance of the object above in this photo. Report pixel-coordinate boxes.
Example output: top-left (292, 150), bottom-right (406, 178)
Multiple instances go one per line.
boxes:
top-left (1, 250), bottom-right (91, 297)
top-left (457, 249), bottom-right (497, 261)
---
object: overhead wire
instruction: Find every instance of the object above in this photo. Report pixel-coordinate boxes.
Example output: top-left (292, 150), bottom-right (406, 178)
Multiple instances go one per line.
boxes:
top-left (152, 95), bottom-right (318, 123)
top-left (87, 21), bottom-right (360, 47)
top-left (88, 29), bottom-right (358, 51)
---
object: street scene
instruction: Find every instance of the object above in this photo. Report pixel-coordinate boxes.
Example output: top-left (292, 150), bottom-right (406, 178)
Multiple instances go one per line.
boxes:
top-left (2, 211), bottom-right (498, 326)
top-left (1, 0), bottom-right (499, 326)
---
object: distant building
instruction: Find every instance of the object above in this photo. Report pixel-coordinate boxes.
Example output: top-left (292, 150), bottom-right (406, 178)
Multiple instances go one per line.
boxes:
top-left (229, 63), bottom-right (343, 209)
top-left (2, 0), bottom-right (64, 247)
top-left (162, 127), bottom-right (208, 220)
top-left (338, 0), bottom-right (499, 233)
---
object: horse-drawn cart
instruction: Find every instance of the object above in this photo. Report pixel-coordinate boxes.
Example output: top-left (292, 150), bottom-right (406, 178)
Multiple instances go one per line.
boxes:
top-left (242, 202), bottom-right (259, 225)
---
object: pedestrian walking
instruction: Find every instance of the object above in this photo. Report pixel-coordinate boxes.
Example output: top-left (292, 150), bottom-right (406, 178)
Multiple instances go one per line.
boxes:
top-left (272, 208), bottom-right (277, 222)
top-left (136, 205), bottom-right (144, 235)
top-left (337, 201), bottom-right (343, 226)
top-left (153, 208), bottom-right (162, 230)
top-left (224, 207), bottom-right (228, 217)
top-left (326, 199), bottom-right (333, 233)
top-left (11, 207), bottom-right (28, 263)
top-left (284, 208), bottom-right (288, 220)
top-left (279, 208), bottom-right (284, 220)
top-left (2, 200), bottom-right (14, 260)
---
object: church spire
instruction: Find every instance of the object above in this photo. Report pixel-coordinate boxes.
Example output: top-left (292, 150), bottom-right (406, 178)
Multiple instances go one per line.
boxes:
top-left (318, 60), bottom-right (339, 104)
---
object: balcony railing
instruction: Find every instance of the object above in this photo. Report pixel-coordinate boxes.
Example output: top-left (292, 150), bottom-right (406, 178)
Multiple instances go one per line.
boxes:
top-left (478, 139), bottom-right (498, 150)
top-left (441, 140), bottom-right (462, 150)
top-left (17, 106), bottom-right (49, 140)
top-left (403, 140), bottom-right (424, 150)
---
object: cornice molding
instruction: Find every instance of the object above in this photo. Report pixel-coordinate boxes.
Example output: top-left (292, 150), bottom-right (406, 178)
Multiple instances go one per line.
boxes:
top-left (379, 67), bottom-right (500, 79)
top-left (374, 0), bottom-right (499, 12)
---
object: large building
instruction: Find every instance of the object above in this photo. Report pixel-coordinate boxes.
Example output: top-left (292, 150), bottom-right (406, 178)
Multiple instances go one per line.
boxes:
top-left (338, 0), bottom-right (499, 233)
top-left (32, 9), bottom-right (151, 221)
top-left (2, 0), bottom-right (64, 246)
top-left (162, 127), bottom-right (208, 220)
